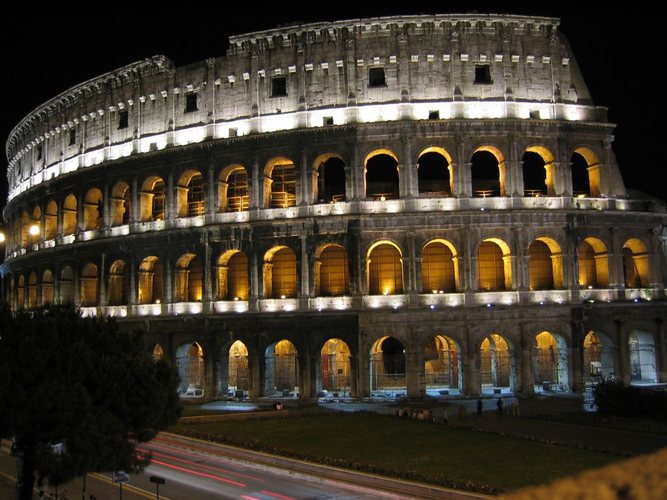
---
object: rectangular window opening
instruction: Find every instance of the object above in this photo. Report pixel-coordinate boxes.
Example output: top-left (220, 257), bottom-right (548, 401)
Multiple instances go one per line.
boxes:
top-left (185, 93), bottom-right (199, 113)
top-left (69, 129), bottom-right (76, 146)
top-left (271, 76), bottom-right (287, 97)
top-left (368, 67), bottom-right (386, 87)
top-left (428, 110), bottom-right (440, 120)
top-left (323, 116), bottom-right (334, 126)
top-left (474, 65), bottom-right (492, 84)
top-left (118, 110), bottom-right (129, 130)
top-left (36, 145), bottom-right (43, 160)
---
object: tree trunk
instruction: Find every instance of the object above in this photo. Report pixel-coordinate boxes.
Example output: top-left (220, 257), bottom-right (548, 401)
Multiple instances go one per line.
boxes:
top-left (19, 453), bottom-right (36, 500)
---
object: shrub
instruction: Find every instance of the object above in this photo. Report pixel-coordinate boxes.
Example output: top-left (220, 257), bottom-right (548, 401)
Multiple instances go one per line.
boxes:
top-left (593, 378), bottom-right (667, 419)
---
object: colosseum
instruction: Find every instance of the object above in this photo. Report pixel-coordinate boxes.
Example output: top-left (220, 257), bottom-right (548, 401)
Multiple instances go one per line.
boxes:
top-left (2, 14), bottom-right (666, 401)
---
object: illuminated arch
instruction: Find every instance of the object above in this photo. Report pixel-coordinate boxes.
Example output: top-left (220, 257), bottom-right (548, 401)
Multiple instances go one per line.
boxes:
top-left (217, 250), bottom-right (249, 300)
top-left (20, 211), bottom-right (30, 248)
top-left (140, 176), bottom-right (165, 221)
top-left (226, 340), bottom-right (250, 395)
top-left (583, 331), bottom-right (616, 382)
top-left (532, 331), bottom-right (569, 391)
top-left (16, 274), bottom-right (25, 309)
top-left (263, 246), bottom-right (297, 298)
top-left (44, 200), bottom-right (58, 239)
top-left (27, 271), bottom-right (38, 308)
top-left (623, 238), bottom-right (649, 288)
top-left (111, 181), bottom-right (131, 226)
top-left (80, 263), bottom-right (99, 307)
top-left (176, 169), bottom-right (205, 217)
top-left (313, 153), bottom-right (346, 203)
top-left (424, 335), bottom-right (462, 393)
top-left (41, 269), bottom-right (55, 305)
top-left (422, 239), bottom-right (459, 293)
top-left (174, 253), bottom-right (203, 302)
top-left (629, 331), bottom-right (657, 384)
top-left (367, 241), bottom-right (403, 295)
top-left (370, 336), bottom-right (406, 395)
top-left (59, 266), bottom-right (74, 304)
top-left (578, 237), bottom-right (609, 288)
top-left (138, 256), bottom-right (163, 304)
top-left (417, 147), bottom-right (453, 197)
top-left (471, 145), bottom-right (506, 197)
top-left (176, 342), bottom-right (205, 394)
top-left (62, 194), bottom-right (78, 235)
top-left (219, 164), bottom-right (250, 212)
top-left (320, 338), bottom-right (351, 394)
top-left (108, 259), bottom-right (129, 306)
top-left (571, 147), bottom-right (601, 197)
top-left (152, 344), bottom-right (165, 362)
top-left (265, 157), bottom-right (297, 208)
top-left (30, 207), bottom-right (41, 244)
top-left (83, 187), bottom-right (103, 230)
top-left (529, 237), bottom-right (564, 290)
top-left (265, 340), bottom-right (298, 395)
top-left (480, 333), bottom-right (515, 392)
top-left (477, 238), bottom-right (512, 291)
top-left (364, 149), bottom-right (399, 200)
top-left (314, 243), bottom-right (349, 296)
top-left (523, 146), bottom-right (556, 196)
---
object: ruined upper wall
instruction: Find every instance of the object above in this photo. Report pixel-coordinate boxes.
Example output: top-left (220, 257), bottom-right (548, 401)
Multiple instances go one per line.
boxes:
top-left (5, 14), bottom-right (602, 201)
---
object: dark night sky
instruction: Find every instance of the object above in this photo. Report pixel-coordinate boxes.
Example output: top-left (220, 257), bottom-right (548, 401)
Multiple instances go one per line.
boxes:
top-left (1, 3), bottom-right (662, 212)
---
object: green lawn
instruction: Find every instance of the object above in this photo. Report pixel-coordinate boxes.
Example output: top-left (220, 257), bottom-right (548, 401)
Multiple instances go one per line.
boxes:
top-left (171, 412), bottom-right (619, 493)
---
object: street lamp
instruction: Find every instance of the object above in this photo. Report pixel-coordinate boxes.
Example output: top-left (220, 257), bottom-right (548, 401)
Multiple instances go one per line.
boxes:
top-left (0, 231), bottom-right (5, 244)
top-left (29, 224), bottom-right (40, 237)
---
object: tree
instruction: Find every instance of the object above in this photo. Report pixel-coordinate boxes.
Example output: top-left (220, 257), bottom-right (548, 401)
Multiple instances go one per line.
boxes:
top-left (0, 304), bottom-right (182, 499)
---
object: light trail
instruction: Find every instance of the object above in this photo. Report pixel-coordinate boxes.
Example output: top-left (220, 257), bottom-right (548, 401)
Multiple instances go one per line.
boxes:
top-left (150, 458), bottom-right (247, 488)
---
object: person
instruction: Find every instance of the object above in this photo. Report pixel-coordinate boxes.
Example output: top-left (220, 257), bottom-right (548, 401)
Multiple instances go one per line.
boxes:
top-left (511, 398), bottom-right (520, 417)
top-left (476, 399), bottom-right (483, 418)
top-left (497, 397), bottom-right (503, 416)
top-left (443, 407), bottom-right (449, 426)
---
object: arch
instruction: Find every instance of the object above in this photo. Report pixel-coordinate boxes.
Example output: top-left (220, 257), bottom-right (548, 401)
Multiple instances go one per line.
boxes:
top-left (571, 147), bottom-right (601, 197)
top-left (424, 335), bottom-right (462, 395)
top-left (315, 244), bottom-right (349, 296)
top-left (523, 146), bottom-right (555, 196)
top-left (422, 239), bottom-right (458, 293)
top-left (314, 154), bottom-right (346, 203)
top-left (176, 169), bottom-right (205, 217)
top-left (175, 253), bottom-right (203, 302)
top-left (532, 331), bottom-right (569, 391)
top-left (16, 275), bottom-right (25, 309)
top-left (471, 146), bottom-right (506, 197)
top-left (80, 263), bottom-right (99, 307)
top-left (370, 336), bottom-right (406, 396)
top-left (365, 149), bottom-right (399, 200)
top-left (623, 238), bottom-right (649, 288)
top-left (27, 271), bottom-right (38, 308)
top-left (152, 343), bottom-right (165, 362)
top-left (583, 331), bottom-right (616, 382)
top-left (319, 338), bottom-right (351, 394)
top-left (263, 246), bottom-right (297, 298)
top-left (176, 342), bottom-right (205, 395)
top-left (217, 250), bottom-right (249, 300)
top-left (138, 256), bottom-right (163, 304)
top-left (629, 331), bottom-right (657, 384)
top-left (30, 207), bottom-right (42, 244)
top-left (529, 238), bottom-right (564, 290)
top-left (226, 340), bottom-right (249, 396)
top-left (20, 211), bottom-right (30, 248)
top-left (111, 181), bottom-right (131, 226)
top-left (265, 157), bottom-right (296, 208)
top-left (367, 241), bottom-right (403, 295)
top-left (480, 333), bottom-right (515, 392)
top-left (417, 148), bottom-right (452, 197)
top-left (140, 176), bottom-right (166, 221)
top-left (62, 194), bottom-right (78, 235)
top-left (219, 164), bottom-right (249, 212)
top-left (41, 269), bottom-right (55, 305)
top-left (59, 266), bottom-right (74, 304)
top-left (265, 340), bottom-right (298, 396)
top-left (83, 187), bottom-right (103, 230)
top-left (108, 259), bottom-right (129, 306)
top-left (44, 200), bottom-right (58, 239)
top-left (578, 237), bottom-right (609, 288)
top-left (477, 238), bottom-right (512, 291)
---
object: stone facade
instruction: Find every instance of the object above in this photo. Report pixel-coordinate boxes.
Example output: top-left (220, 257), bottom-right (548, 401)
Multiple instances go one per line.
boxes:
top-left (3, 14), bottom-right (667, 400)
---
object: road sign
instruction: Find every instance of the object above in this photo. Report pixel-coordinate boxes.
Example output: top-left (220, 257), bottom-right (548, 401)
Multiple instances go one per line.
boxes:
top-left (149, 475), bottom-right (165, 485)
top-left (112, 471), bottom-right (130, 483)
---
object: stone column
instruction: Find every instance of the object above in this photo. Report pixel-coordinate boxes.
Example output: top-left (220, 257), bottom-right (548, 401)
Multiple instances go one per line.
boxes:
top-left (406, 233), bottom-right (417, 293)
top-left (462, 327), bottom-right (481, 396)
top-left (520, 327), bottom-right (535, 394)
top-left (570, 319), bottom-right (585, 392)
top-left (400, 136), bottom-right (415, 199)
top-left (657, 319), bottom-right (667, 383)
top-left (98, 253), bottom-right (107, 307)
top-left (506, 134), bottom-right (521, 197)
top-left (609, 227), bottom-right (623, 289)
top-left (300, 235), bottom-right (309, 297)
top-left (616, 320), bottom-right (630, 385)
top-left (405, 343), bottom-right (423, 399)
top-left (166, 173), bottom-right (175, 220)
top-left (299, 149), bottom-right (309, 205)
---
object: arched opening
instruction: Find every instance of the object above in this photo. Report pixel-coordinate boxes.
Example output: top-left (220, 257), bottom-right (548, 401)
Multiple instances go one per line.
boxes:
top-left (20, 212), bottom-right (30, 248)
top-left (59, 267), bottom-right (74, 304)
top-left (83, 188), bottom-right (103, 230)
top-left (315, 155), bottom-right (346, 203)
top-left (623, 239), bottom-right (649, 288)
top-left (571, 148), bottom-right (601, 197)
top-left (532, 332), bottom-right (569, 391)
top-left (220, 165), bottom-right (250, 212)
top-left (365, 150), bottom-right (399, 200)
top-left (319, 339), bottom-right (351, 395)
top-left (27, 272), bottom-right (38, 308)
top-left (16, 275), bottom-right (25, 309)
top-left (480, 334), bottom-right (515, 393)
top-left (140, 176), bottom-right (166, 221)
top-left (529, 238), bottom-right (564, 290)
top-left (177, 170), bottom-right (205, 217)
top-left (152, 344), bottom-right (165, 362)
top-left (30, 207), bottom-right (42, 244)
top-left (176, 342), bottom-right (205, 395)
top-left (138, 257), bottom-right (163, 304)
top-left (265, 340), bottom-right (298, 396)
top-left (629, 331), bottom-right (657, 384)
top-left (522, 150), bottom-right (549, 196)
top-left (80, 263), bottom-right (99, 307)
top-left (62, 194), bottom-right (78, 235)
top-left (315, 244), bottom-right (349, 296)
top-left (478, 239), bottom-right (512, 291)
top-left (175, 253), bottom-right (203, 302)
top-left (45, 200), bottom-right (58, 239)
top-left (226, 341), bottom-right (249, 397)
top-left (578, 237), bottom-right (609, 288)
top-left (263, 246), bottom-right (297, 298)
top-left (41, 270), bottom-right (55, 305)
top-left (418, 149), bottom-right (452, 197)
top-left (216, 250), bottom-right (249, 300)
top-left (111, 182), bottom-right (131, 226)
top-left (108, 260), bottom-right (129, 306)
top-left (424, 335), bottom-right (462, 395)
top-left (471, 147), bottom-right (505, 197)
top-left (583, 331), bottom-right (615, 383)
top-left (370, 336), bottom-right (406, 396)
top-left (422, 240), bottom-right (458, 293)
top-left (266, 158), bottom-right (297, 208)
top-left (367, 242), bottom-right (403, 295)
